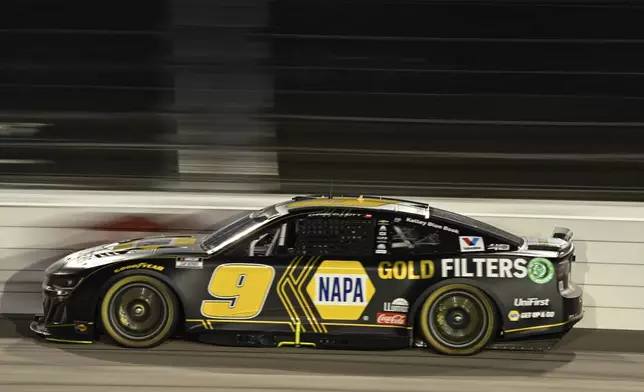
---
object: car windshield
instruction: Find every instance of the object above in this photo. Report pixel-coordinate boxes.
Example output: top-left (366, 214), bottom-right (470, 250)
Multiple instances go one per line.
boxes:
top-left (201, 203), bottom-right (281, 251)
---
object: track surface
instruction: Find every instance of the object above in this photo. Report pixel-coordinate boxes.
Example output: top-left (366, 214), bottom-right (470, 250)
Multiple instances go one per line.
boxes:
top-left (2, 318), bottom-right (644, 392)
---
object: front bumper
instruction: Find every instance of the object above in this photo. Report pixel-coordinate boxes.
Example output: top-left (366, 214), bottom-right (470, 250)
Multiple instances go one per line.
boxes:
top-left (30, 277), bottom-right (96, 344)
top-left (30, 315), bottom-right (95, 344)
top-left (30, 316), bottom-right (52, 336)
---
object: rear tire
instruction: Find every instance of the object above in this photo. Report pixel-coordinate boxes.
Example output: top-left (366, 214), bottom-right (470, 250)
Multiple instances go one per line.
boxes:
top-left (418, 283), bottom-right (498, 355)
top-left (100, 274), bottom-right (179, 348)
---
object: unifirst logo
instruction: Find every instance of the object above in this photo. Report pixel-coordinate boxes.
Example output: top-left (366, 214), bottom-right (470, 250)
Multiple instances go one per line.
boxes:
top-left (514, 297), bottom-right (550, 306)
top-left (314, 274), bottom-right (366, 305)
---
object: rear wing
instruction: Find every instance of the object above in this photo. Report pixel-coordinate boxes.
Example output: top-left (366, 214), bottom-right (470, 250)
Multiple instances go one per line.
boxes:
top-left (552, 226), bottom-right (575, 261)
top-left (552, 227), bottom-right (573, 242)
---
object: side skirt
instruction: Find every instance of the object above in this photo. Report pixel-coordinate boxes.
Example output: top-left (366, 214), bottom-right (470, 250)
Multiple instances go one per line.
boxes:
top-left (197, 330), bottom-right (410, 350)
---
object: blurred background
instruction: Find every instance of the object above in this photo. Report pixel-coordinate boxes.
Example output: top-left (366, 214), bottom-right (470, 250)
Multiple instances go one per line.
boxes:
top-left (2, 0), bottom-right (644, 200)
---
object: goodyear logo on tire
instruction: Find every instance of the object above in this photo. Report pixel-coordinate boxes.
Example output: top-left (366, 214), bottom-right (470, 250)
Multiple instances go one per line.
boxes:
top-left (306, 260), bottom-right (375, 320)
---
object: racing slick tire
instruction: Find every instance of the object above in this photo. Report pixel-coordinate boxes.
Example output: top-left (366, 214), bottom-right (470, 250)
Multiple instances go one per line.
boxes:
top-left (99, 274), bottom-right (180, 348)
top-left (418, 283), bottom-right (498, 356)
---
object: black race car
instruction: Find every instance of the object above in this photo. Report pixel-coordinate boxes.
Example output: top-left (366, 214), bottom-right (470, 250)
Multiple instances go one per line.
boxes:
top-left (31, 194), bottom-right (583, 355)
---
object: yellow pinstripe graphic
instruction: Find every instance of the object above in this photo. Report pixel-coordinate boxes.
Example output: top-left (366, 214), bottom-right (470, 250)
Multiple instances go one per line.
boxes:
top-left (287, 255), bottom-right (325, 334)
top-left (503, 317), bottom-right (580, 334)
top-left (186, 319), bottom-right (209, 329)
top-left (323, 322), bottom-right (412, 330)
top-left (205, 319), bottom-right (292, 329)
top-left (279, 256), bottom-right (308, 332)
top-left (46, 322), bottom-right (94, 328)
top-left (186, 318), bottom-right (292, 330)
top-left (287, 198), bottom-right (397, 209)
top-left (46, 338), bottom-right (93, 344)
top-left (296, 256), bottom-right (327, 333)
top-left (114, 237), bottom-right (197, 250)
top-left (289, 256), bottom-right (324, 333)
top-left (173, 237), bottom-right (198, 246)
top-left (277, 255), bottom-right (327, 334)
top-left (284, 279), bottom-right (308, 331)
top-left (277, 256), bottom-right (302, 332)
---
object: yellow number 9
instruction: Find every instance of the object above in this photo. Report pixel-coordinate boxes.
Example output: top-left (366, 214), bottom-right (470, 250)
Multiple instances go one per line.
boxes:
top-left (201, 263), bottom-right (275, 319)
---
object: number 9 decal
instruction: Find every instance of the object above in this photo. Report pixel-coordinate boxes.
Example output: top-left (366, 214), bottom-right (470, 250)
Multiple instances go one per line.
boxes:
top-left (201, 263), bottom-right (275, 319)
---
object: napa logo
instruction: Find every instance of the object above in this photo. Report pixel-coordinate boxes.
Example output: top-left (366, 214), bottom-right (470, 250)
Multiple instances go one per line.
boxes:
top-left (315, 274), bottom-right (366, 305)
top-left (306, 260), bottom-right (375, 320)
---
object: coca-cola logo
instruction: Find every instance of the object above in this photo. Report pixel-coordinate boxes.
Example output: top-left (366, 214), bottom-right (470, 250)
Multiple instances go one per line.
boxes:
top-left (376, 312), bottom-right (407, 325)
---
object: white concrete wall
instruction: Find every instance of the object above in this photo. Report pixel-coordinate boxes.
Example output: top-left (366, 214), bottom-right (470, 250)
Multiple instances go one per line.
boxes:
top-left (1, 189), bottom-right (643, 330)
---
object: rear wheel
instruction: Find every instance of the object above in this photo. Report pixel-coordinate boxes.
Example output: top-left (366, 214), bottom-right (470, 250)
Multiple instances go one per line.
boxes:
top-left (418, 283), bottom-right (497, 355)
top-left (100, 274), bottom-right (179, 348)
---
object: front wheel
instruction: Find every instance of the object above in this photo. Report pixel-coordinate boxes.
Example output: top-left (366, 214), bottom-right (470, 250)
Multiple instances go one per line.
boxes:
top-left (99, 274), bottom-right (179, 348)
top-left (418, 283), bottom-right (498, 355)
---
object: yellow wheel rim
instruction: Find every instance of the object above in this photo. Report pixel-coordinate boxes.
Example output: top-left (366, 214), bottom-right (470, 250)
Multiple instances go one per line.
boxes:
top-left (101, 275), bottom-right (175, 347)
top-left (419, 284), bottom-right (495, 355)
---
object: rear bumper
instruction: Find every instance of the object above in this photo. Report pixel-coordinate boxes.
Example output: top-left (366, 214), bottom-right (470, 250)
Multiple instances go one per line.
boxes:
top-left (503, 282), bottom-right (583, 339)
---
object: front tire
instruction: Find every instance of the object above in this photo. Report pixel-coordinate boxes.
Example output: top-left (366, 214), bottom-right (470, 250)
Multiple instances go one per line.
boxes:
top-left (418, 283), bottom-right (498, 355)
top-left (100, 274), bottom-right (179, 348)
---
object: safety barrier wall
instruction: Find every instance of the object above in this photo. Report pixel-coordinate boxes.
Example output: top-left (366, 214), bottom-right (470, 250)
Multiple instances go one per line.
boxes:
top-left (1, 189), bottom-right (643, 331)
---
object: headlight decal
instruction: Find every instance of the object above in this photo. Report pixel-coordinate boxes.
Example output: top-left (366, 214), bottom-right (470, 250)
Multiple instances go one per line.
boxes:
top-left (47, 275), bottom-right (82, 290)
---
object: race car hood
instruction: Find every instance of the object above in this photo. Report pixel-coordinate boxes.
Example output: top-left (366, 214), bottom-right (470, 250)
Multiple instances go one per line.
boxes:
top-left (46, 235), bottom-right (206, 273)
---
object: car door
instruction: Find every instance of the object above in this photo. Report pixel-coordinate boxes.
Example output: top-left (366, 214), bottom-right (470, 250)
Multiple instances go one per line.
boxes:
top-left (290, 209), bottom-right (377, 336)
top-left (192, 216), bottom-right (300, 335)
top-left (191, 208), bottom-right (377, 339)
top-left (372, 211), bottom-right (463, 307)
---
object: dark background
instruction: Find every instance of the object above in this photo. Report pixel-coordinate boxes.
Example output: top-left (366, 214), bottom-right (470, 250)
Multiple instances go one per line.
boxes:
top-left (1, 0), bottom-right (644, 200)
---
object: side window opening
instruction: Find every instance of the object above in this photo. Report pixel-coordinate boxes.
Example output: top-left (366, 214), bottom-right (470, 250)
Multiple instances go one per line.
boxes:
top-left (226, 222), bottom-right (290, 258)
top-left (293, 215), bottom-right (373, 256)
top-left (248, 223), bottom-right (287, 257)
top-left (391, 225), bottom-right (441, 250)
top-left (223, 211), bottom-right (376, 258)
top-left (385, 214), bottom-right (459, 255)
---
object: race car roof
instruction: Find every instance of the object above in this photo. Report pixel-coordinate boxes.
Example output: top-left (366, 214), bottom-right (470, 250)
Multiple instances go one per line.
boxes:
top-left (286, 194), bottom-right (430, 217)
top-left (283, 194), bottom-right (523, 246)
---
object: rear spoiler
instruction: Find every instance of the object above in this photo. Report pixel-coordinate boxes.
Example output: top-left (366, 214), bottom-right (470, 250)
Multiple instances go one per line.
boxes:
top-left (552, 227), bottom-right (574, 242)
top-left (552, 227), bottom-right (575, 260)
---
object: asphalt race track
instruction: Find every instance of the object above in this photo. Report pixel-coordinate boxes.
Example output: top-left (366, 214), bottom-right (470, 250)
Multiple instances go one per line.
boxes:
top-left (2, 317), bottom-right (644, 392)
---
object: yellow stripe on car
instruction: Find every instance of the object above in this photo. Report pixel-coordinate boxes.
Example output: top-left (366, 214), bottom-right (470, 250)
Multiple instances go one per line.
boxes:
top-left (287, 197), bottom-right (397, 209)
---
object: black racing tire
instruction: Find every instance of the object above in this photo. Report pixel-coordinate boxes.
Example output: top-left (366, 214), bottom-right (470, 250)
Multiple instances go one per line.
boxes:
top-left (418, 283), bottom-right (498, 356)
top-left (99, 274), bottom-right (179, 348)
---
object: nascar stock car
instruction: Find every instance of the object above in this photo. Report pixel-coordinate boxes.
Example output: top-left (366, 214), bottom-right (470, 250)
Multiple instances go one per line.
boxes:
top-left (31, 194), bottom-right (583, 355)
